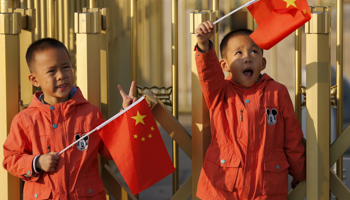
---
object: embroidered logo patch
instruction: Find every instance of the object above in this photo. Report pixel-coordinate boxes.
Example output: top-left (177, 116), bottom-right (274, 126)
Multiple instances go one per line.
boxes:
top-left (266, 108), bottom-right (278, 126)
top-left (75, 134), bottom-right (89, 151)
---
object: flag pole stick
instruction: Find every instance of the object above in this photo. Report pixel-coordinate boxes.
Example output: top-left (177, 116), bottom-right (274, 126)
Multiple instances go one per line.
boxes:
top-left (195, 0), bottom-right (259, 36)
top-left (57, 96), bottom-right (146, 156)
top-left (58, 128), bottom-right (97, 155)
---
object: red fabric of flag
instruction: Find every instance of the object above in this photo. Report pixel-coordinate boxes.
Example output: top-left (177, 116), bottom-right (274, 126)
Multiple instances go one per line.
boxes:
top-left (97, 98), bottom-right (175, 195)
top-left (247, 0), bottom-right (311, 50)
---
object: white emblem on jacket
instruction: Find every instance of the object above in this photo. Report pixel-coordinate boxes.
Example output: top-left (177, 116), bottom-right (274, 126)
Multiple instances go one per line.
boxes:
top-left (266, 108), bottom-right (278, 126)
top-left (75, 134), bottom-right (89, 151)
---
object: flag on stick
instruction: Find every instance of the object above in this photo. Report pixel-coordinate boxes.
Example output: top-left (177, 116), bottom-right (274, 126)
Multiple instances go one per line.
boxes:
top-left (247, 0), bottom-right (311, 49)
top-left (97, 97), bottom-right (175, 195)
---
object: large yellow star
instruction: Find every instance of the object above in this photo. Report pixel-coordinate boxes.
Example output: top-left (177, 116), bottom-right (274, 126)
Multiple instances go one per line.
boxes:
top-left (283, 0), bottom-right (297, 8)
top-left (131, 111), bottom-right (146, 126)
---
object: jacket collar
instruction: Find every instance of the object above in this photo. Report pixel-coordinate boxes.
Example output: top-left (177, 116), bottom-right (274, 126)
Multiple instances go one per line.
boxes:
top-left (226, 73), bottom-right (273, 91)
top-left (29, 87), bottom-right (89, 111)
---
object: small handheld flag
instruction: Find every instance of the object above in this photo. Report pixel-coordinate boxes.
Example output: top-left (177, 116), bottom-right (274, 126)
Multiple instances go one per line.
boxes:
top-left (58, 96), bottom-right (175, 195)
top-left (247, 0), bottom-right (311, 49)
top-left (97, 97), bottom-right (175, 195)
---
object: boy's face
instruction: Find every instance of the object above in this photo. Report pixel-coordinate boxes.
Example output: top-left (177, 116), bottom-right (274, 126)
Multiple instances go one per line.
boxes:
top-left (220, 34), bottom-right (266, 88)
top-left (28, 47), bottom-right (74, 105)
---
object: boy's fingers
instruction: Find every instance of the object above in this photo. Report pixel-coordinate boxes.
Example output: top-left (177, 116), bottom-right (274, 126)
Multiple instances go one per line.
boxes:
top-left (49, 151), bottom-right (58, 155)
top-left (132, 97), bottom-right (137, 103)
top-left (118, 85), bottom-right (126, 98)
top-left (128, 81), bottom-right (135, 97)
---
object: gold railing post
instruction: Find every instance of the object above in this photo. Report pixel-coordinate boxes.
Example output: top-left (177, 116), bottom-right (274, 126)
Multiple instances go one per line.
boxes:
top-left (336, 0), bottom-right (344, 181)
top-left (0, 12), bottom-right (21, 200)
top-left (305, 7), bottom-right (331, 200)
top-left (212, 0), bottom-right (218, 53)
top-left (171, 0), bottom-right (179, 194)
top-left (9, 8), bottom-right (35, 105)
top-left (294, 27), bottom-right (302, 123)
top-left (190, 10), bottom-right (217, 200)
top-left (1, 0), bottom-right (13, 12)
top-left (75, 11), bottom-right (101, 108)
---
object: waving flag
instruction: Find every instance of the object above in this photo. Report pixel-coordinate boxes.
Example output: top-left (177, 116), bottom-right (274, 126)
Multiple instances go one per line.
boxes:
top-left (247, 0), bottom-right (311, 49)
top-left (97, 97), bottom-right (175, 195)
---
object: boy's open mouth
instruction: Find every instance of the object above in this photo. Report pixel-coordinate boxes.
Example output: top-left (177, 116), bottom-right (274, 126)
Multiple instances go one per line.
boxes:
top-left (243, 69), bottom-right (253, 77)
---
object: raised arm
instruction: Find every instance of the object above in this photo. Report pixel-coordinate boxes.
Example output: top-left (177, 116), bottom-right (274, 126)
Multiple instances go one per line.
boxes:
top-left (195, 21), bottom-right (226, 109)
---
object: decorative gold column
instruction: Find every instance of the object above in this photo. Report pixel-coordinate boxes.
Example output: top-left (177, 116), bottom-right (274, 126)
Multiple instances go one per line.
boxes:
top-left (75, 11), bottom-right (101, 108)
top-left (336, 0), bottom-right (344, 181)
top-left (1, 0), bottom-right (13, 12)
top-left (171, 0), bottom-right (179, 194)
top-left (190, 10), bottom-right (216, 200)
top-left (212, 0), bottom-right (218, 53)
top-left (131, 0), bottom-right (137, 96)
top-left (294, 27), bottom-right (302, 123)
top-left (9, 8), bottom-right (35, 106)
top-left (305, 7), bottom-right (331, 200)
top-left (0, 12), bottom-right (21, 200)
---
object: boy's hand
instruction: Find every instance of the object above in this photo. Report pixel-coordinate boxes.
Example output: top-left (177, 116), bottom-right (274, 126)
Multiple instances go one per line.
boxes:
top-left (195, 21), bottom-right (214, 52)
top-left (118, 81), bottom-right (137, 109)
top-left (36, 152), bottom-right (59, 172)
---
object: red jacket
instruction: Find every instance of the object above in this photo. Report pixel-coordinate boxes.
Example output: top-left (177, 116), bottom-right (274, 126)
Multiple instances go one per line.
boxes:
top-left (3, 87), bottom-right (112, 200)
top-left (195, 47), bottom-right (306, 200)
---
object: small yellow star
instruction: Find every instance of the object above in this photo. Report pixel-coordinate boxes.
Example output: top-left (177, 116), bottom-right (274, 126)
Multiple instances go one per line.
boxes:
top-left (283, 0), bottom-right (297, 8)
top-left (303, 10), bottom-right (306, 14)
top-left (131, 111), bottom-right (146, 126)
top-left (141, 137), bottom-right (145, 141)
top-left (133, 134), bottom-right (138, 139)
top-left (148, 134), bottom-right (152, 138)
top-left (150, 126), bottom-right (155, 131)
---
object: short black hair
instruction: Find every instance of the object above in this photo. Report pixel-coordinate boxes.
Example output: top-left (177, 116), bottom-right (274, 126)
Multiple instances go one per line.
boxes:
top-left (220, 28), bottom-right (263, 59)
top-left (26, 38), bottom-right (70, 72)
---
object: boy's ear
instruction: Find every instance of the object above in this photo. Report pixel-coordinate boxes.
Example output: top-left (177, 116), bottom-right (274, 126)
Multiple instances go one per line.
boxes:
top-left (220, 59), bottom-right (230, 72)
top-left (28, 73), bottom-right (40, 87)
top-left (261, 57), bottom-right (267, 71)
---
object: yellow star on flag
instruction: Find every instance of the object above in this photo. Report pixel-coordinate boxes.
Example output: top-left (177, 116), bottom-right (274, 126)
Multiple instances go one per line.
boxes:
top-left (150, 126), bottom-right (154, 131)
top-left (148, 134), bottom-right (152, 139)
top-left (283, 0), bottom-right (297, 8)
top-left (141, 137), bottom-right (145, 142)
top-left (131, 111), bottom-right (146, 126)
top-left (133, 134), bottom-right (138, 139)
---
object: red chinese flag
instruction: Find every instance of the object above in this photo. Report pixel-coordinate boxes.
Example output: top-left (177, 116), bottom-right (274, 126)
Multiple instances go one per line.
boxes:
top-left (247, 0), bottom-right (311, 50)
top-left (97, 97), bottom-right (175, 195)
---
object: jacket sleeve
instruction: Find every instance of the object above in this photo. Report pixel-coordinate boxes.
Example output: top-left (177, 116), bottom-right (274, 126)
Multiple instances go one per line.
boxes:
top-left (2, 113), bottom-right (41, 182)
top-left (96, 109), bottom-right (113, 160)
top-left (195, 43), bottom-right (225, 109)
top-left (282, 86), bottom-right (306, 182)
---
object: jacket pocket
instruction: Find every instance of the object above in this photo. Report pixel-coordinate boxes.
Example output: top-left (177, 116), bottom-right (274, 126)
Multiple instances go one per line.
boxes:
top-left (74, 174), bottom-right (106, 199)
top-left (203, 149), bottom-right (241, 192)
top-left (24, 184), bottom-right (52, 200)
top-left (263, 159), bottom-right (289, 195)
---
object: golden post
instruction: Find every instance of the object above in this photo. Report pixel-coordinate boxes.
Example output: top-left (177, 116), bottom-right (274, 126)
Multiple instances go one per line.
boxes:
top-left (305, 7), bottom-right (331, 200)
top-left (0, 12), bottom-right (21, 200)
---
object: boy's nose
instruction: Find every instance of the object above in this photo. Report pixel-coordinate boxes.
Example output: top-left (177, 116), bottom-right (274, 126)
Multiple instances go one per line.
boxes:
top-left (243, 55), bottom-right (252, 63)
top-left (57, 70), bottom-right (66, 80)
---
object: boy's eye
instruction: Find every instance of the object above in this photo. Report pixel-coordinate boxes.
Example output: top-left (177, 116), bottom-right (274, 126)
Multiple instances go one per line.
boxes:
top-left (64, 66), bottom-right (71, 69)
top-left (235, 51), bottom-right (242, 55)
top-left (47, 70), bottom-right (55, 73)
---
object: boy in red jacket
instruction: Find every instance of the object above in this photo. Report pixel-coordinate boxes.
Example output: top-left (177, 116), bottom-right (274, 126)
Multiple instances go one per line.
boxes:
top-left (194, 21), bottom-right (306, 199)
top-left (2, 38), bottom-right (135, 199)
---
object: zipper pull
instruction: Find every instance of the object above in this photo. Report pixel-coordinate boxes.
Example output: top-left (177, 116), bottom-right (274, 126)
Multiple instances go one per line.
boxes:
top-left (240, 109), bottom-right (243, 121)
